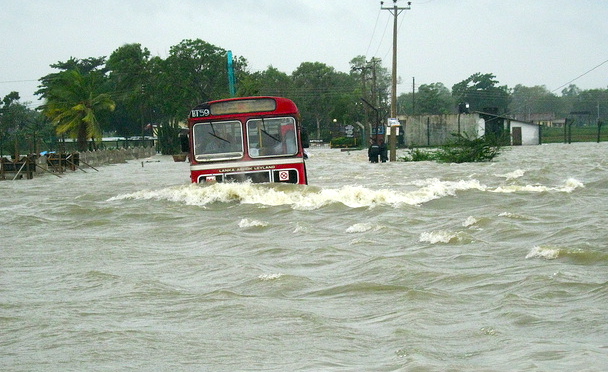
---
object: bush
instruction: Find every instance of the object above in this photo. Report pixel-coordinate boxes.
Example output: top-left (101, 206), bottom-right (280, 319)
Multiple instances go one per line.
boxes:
top-left (330, 136), bottom-right (358, 148)
top-left (156, 122), bottom-right (183, 155)
top-left (401, 133), bottom-right (504, 163)
top-left (401, 148), bottom-right (436, 162)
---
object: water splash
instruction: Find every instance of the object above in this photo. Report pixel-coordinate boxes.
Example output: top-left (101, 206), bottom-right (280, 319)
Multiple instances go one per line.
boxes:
top-left (108, 176), bottom-right (584, 210)
top-left (109, 179), bottom-right (486, 209)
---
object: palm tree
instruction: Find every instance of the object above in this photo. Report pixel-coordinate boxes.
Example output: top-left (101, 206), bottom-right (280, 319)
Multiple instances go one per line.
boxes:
top-left (41, 69), bottom-right (115, 151)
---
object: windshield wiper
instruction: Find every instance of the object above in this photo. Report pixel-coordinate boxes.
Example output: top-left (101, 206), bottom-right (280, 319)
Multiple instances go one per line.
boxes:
top-left (260, 117), bottom-right (280, 142)
top-left (261, 129), bottom-right (280, 143)
top-left (208, 132), bottom-right (230, 143)
top-left (207, 123), bottom-right (230, 143)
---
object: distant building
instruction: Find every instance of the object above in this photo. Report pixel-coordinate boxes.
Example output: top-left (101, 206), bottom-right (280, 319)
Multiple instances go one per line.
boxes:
top-left (513, 112), bottom-right (565, 128)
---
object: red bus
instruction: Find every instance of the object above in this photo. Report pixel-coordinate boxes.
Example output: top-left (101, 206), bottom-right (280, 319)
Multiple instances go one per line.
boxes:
top-left (183, 96), bottom-right (308, 184)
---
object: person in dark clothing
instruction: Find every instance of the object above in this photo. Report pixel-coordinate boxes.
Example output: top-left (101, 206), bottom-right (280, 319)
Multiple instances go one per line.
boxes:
top-left (368, 138), bottom-right (380, 163)
top-left (379, 139), bottom-right (388, 162)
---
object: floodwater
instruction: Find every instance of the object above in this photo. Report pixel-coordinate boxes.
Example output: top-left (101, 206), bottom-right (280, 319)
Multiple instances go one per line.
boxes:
top-left (1, 143), bottom-right (607, 371)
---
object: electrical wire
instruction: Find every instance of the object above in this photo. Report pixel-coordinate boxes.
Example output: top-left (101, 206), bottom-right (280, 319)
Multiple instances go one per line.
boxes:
top-left (365, 9), bottom-right (383, 59)
top-left (551, 58), bottom-right (608, 93)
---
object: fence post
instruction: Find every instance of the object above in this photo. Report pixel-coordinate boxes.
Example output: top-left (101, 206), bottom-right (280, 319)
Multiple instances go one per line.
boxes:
top-left (427, 117), bottom-right (431, 146)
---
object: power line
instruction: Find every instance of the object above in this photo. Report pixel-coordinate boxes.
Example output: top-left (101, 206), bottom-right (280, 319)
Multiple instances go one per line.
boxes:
top-left (551, 58), bottom-right (608, 93)
top-left (365, 9), bottom-right (383, 58)
top-left (0, 79), bottom-right (38, 84)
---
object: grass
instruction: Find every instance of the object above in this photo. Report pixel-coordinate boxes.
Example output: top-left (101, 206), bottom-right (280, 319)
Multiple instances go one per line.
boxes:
top-left (541, 125), bottom-right (607, 143)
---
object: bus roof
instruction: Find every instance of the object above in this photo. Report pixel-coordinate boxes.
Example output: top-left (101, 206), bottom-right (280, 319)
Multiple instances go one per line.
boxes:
top-left (189, 96), bottom-right (298, 120)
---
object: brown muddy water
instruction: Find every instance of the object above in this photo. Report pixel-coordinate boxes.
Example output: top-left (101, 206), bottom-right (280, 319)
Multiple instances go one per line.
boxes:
top-left (1, 143), bottom-right (607, 371)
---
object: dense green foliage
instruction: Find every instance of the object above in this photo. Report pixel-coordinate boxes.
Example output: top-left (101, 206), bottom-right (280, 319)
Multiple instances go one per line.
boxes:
top-left (329, 136), bottom-right (359, 148)
top-left (2, 38), bottom-right (608, 156)
top-left (39, 66), bottom-right (116, 151)
top-left (0, 92), bottom-right (50, 157)
top-left (155, 122), bottom-right (183, 155)
top-left (401, 134), bottom-right (504, 163)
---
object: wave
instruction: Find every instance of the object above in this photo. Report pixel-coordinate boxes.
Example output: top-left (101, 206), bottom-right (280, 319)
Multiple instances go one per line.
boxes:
top-left (526, 245), bottom-right (608, 264)
top-left (492, 178), bottom-right (584, 194)
top-left (462, 216), bottom-right (478, 227)
top-left (108, 179), bottom-right (485, 209)
top-left (258, 273), bottom-right (283, 281)
top-left (525, 246), bottom-right (560, 260)
top-left (419, 230), bottom-right (469, 244)
top-left (238, 218), bottom-right (268, 228)
top-left (494, 169), bottom-right (525, 180)
top-left (108, 177), bottom-right (584, 210)
top-left (346, 222), bottom-right (384, 233)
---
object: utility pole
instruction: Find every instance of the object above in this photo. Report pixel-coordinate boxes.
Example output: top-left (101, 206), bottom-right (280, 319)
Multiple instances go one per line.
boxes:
top-left (412, 76), bottom-right (415, 116)
top-left (381, 0), bottom-right (411, 161)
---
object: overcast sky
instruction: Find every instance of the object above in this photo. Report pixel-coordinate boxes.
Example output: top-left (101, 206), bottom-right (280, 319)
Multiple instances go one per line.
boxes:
top-left (2, 0), bottom-right (607, 106)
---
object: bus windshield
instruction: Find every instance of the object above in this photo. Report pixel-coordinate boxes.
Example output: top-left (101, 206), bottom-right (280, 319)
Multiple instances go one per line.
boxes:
top-left (193, 120), bottom-right (243, 161)
top-left (247, 117), bottom-right (298, 157)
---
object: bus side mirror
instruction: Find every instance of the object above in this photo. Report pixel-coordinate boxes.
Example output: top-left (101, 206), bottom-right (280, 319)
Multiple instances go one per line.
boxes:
top-left (179, 133), bottom-right (190, 153)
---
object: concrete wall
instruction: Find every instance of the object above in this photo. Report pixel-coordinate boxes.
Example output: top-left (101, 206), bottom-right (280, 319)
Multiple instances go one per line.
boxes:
top-left (79, 147), bottom-right (156, 167)
top-left (400, 114), bottom-right (540, 147)
top-left (402, 114), bottom-right (483, 147)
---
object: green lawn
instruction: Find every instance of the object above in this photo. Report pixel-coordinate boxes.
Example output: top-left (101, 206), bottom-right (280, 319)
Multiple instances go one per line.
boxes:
top-left (541, 126), bottom-right (607, 143)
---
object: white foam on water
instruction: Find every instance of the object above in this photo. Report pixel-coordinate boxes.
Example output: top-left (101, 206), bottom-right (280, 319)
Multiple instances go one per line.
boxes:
top-left (109, 178), bottom-right (489, 210)
top-left (292, 223), bottom-right (308, 233)
top-left (346, 222), bottom-right (376, 233)
top-left (238, 218), bottom-right (268, 228)
top-left (258, 273), bottom-right (283, 281)
top-left (525, 246), bottom-right (560, 260)
top-left (494, 169), bottom-right (525, 180)
top-left (108, 176), bottom-right (583, 211)
top-left (492, 178), bottom-right (584, 193)
top-left (346, 222), bottom-right (373, 233)
top-left (419, 230), bottom-right (463, 244)
top-left (498, 212), bottom-right (531, 220)
top-left (463, 216), bottom-right (478, 227)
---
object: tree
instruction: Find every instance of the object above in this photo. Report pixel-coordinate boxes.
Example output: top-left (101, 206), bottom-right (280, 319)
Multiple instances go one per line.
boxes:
top-left (1, 92), bottom-right (51, 156)
top-left (39, 68), bottom-right (115, 151)
top-left (237, 66), bottom-right (294, 97)
top-left (291, 62), bottom-right (358, 141)
top-left (415, 83), bottom-right (454, 115)
top-left (452, 73), bottom-right (511, 114)
top-left (106, 43), bottom-right (152, 137)
top-left (1, 92), bottom-right (23, 156)
top-left (158, 39), bottom-right (247, 121)
top-left (509, 84), bottom-right (562, 120)
top-left (571, 88), bottom-right (608, 125)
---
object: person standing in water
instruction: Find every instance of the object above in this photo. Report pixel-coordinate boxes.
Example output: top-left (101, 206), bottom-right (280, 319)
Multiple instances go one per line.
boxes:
top-left (368, 138), bottom-right (380, 163)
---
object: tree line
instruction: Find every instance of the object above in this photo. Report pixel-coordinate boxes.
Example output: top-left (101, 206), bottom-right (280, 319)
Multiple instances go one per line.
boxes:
top-left (1, 38), bottom-right (607, 155)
